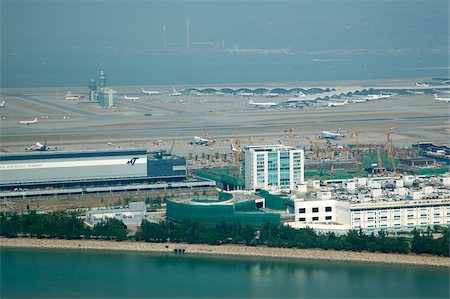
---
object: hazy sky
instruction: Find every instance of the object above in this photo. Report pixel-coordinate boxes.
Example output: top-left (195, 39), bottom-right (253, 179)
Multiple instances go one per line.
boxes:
top-left (1, 0), bottom-right (449, 87)
top-left (2, 0), bottom-right (449, 52)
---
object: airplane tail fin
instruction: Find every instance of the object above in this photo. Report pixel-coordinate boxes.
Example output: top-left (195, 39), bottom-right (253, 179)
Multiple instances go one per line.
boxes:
top-left (34, 118), bottom-right (38, 122)
top-left (434, 94), bottom-right (438, 99)
top-left (249, 100), bottom-right (254, 104)
top-left (344, 99), bottom-right (348, 104)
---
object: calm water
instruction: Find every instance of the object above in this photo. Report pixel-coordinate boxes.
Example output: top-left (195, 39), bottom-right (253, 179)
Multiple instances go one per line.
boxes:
top-left (2, 51), bottom-right (448, 88)
top-left (1, 248), bottom-right (449, 298)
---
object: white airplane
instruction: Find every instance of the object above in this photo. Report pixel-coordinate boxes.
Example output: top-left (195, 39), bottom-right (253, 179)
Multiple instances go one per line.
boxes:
top-left (141, 88), bottom-right (160, 95)
top-left (327, 99), bottom-right (348, 107)
top-left (249, 99), bottom-right (277, 108)
top-left (415, 82), bottom-right (430, 87)
top-left (20, 117), bottom-right (38, 125)
top-left (287, 92), bottom-right (307, 102)
top-left (25, 141), bottom-right (56, 151)
top-left (350, 98), bottom-right (367, 103)
top-left (320, 128), bottom-right (344, 139)
top-left (188, 136), bottom-right (209, 145)
top-left (433, 94), bottom-right (450, 103)
top-left (190, 91), bottom-right (204, 96)
top-left (363, 94), bottom-right (393, 101)
top-left (0, 100), bottom-right (5, 107)
top-left (264, 92), bottom-right (279, 98)
top-left (169, 87), bottom-right (182, 96)
top-left (124, 95), bottom-right (140, 101)
top-left (65, 92), bottom-right (81, 100)
top-left (26, 142), bottom-right (46, 151)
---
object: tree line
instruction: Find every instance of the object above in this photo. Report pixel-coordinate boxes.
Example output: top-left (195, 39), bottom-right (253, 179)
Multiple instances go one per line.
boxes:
top-left (1, 211), bottom-right (448, 256)
top-left (0, 211), bottom-right (127, 241)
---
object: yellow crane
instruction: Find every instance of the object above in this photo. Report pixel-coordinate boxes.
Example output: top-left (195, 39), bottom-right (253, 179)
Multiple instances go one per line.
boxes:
top-left (387, 127), bottom-right (392, 160)
top-left (376, 146), bottom-right (385, 175)
top-left (209, 136), bottom-right (214, 162)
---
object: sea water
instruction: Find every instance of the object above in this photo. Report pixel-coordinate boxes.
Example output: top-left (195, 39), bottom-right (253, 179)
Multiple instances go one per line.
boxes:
top-left (1, 248), bottom-right (449, 298)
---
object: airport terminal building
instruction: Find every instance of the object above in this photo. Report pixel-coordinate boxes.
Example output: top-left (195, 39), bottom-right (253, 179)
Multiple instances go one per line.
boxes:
top-left (0, 149), bottom-right (188, 191)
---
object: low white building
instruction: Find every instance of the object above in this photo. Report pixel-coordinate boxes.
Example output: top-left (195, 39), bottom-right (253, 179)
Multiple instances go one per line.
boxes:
top-left (85, 201), bottom-right (146, 227)
top-left (293, 199), bottom-right (351, 225)
top-left (286, 173), bottom-right (450, 233)
top-left (350, 199), bottom-right (450, 230)
top-left (287, 198), bottom-right (450, 232)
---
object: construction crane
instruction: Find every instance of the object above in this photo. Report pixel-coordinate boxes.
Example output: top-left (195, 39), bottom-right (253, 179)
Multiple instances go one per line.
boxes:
top-left (168, 141), bottom-right (176, 154)
top-left (375, 146), bottom-right (386, 175)
top-left (309, 138), bottom-right (327, 159)
top-left (387, 127), bottom-right (392, 160)
top-left (289, 127), bottom-right (294, 147)
top-left (387, 128), bottom-right (399, 175)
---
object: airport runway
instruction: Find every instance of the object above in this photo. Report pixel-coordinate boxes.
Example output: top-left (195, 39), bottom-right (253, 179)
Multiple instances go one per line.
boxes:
top-left (1, 79), bottom-right (449, 156)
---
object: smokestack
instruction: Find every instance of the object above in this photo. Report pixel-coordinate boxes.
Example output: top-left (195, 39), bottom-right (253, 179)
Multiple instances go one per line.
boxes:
top-left (163, 25), bottom-right (167, 50)
top-left (186, 19), bottom-right (190, 49)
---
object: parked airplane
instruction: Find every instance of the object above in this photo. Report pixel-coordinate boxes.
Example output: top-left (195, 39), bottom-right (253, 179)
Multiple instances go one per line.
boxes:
top-left (190, 91), bottom-right (204, 96)
top-left (124, 95), bottom-right (140, 101)
top-left (350, 98), bottom-right (367, 103)
top-left (20, 117), bottom-right (38, 125)
top-left (287, 92), bottom-right (306, 101)
top-left (249, 100), bottom-right (277, 108)
top-left (240, 92), bottom-right (254, 97)
top-left (0, 100), bottom-right (5, 108)
top-left (25, 141), bottom-right (56, 151)
top-left (65, 95), bottom-right (80, 100)
top-left (65, 91), bottom-right (82, 100)
top-left (433, 94), bottom-right (450, 103)
top-left (187, 136), bottom-right (209, 145)
top-left (363, 94), bottom-right (393, 101)
top-left (415, 82), bottom-right (430, 87)
top-left (264, 92), bottom-right (280, 98)
top-left (169, 87), bottom-right (182, 96)
top-left (327, 99), bottom-right (348, 107)
top-left (320, 129), bottom-right (344, 139)
top-left (141, 88), bottom-right (160, 95)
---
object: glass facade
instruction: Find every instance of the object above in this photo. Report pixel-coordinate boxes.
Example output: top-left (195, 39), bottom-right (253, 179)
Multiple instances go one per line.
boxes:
top-left (244, 145), bottom-right (304, 191)
top-left (256, 153), bottom-right (265, 185)
top-left (279, 151), bottom-right (290, 188)
top-left (293, 152), bottom-right (302, 185)
top-left (268, 152), bottom-right (278, 186)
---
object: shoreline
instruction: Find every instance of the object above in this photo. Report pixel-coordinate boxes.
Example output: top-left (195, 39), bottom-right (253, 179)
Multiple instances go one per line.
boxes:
top-left (1, 238), bottom-right (448, 267)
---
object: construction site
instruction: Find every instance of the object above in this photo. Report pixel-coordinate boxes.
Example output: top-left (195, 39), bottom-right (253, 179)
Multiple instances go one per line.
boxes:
top-left (187, 127), bottom-right (448, 190)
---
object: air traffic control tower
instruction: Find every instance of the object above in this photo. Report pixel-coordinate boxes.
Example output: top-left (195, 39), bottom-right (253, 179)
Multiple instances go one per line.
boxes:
top-left (96, 70), bottom-right (117, 107)
top-left (98, 70), bottom-right (107, 88)
top-left (88, 79), bottom-right (97, 101)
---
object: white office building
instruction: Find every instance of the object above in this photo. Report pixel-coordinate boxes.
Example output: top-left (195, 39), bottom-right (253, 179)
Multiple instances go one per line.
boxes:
top-left (244, 145), bottom-right (304, 191)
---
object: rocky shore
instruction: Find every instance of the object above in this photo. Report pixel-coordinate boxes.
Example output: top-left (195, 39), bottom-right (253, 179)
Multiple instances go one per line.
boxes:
top-left (1, 237), bottom-right (448, 267)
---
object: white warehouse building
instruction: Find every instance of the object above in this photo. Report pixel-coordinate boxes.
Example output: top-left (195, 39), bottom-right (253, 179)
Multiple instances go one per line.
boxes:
top-left (243, 145), bottom-right (304, 191)
top-left (288, 198), bottom-right (450, 233)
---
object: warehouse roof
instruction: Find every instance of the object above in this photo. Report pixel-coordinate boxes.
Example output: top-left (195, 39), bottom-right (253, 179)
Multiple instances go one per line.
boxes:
top-left (0, 148), bottom-right (147, 162)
